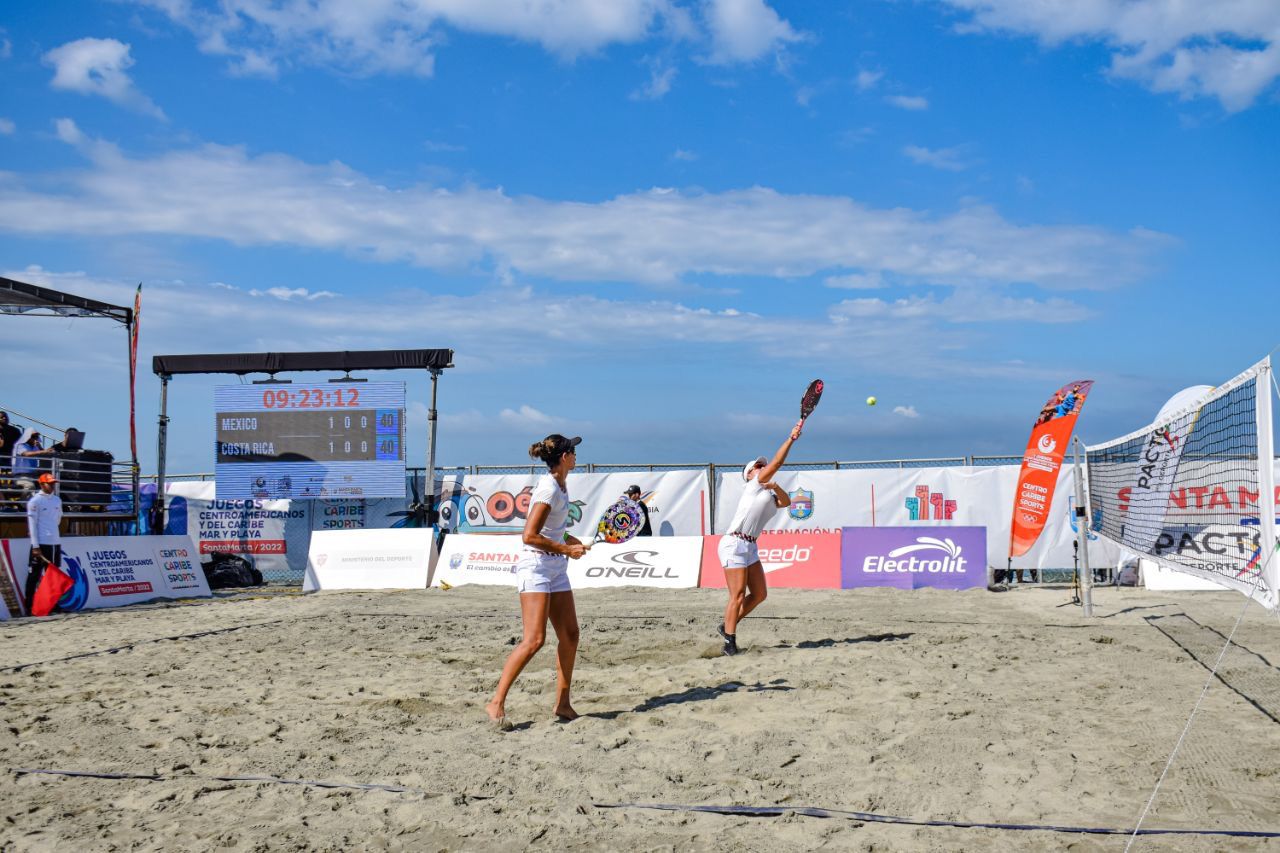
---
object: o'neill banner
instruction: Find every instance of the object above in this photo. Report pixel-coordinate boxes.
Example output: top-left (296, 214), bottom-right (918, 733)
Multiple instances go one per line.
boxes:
top-left (1009, 380), bottom-right (1093, 557)
top-left (433, 534), bottom-right (702, 589)
top-left (842, 527), bottom-right (987, 590)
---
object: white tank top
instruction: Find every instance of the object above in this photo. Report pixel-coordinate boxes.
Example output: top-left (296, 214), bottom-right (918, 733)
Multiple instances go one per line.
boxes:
top-left (727, 479), bottom-right (777, 538)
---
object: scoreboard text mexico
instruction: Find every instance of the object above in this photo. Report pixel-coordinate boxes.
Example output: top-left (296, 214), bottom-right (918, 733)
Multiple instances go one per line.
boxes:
top-left (214, 382), bottom-right (406, 500)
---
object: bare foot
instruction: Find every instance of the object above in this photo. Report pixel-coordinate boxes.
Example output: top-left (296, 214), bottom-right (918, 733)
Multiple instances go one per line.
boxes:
top-left (485, 699), bottom-right (505, 722)
top-left (553, 705), bottom-right (579, 721)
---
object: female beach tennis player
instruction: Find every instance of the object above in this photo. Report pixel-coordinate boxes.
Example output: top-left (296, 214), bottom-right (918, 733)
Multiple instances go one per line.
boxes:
top-left (718, 420), bottom-right (804, 656)
top-left (486, 434), bottom-right (587, 730)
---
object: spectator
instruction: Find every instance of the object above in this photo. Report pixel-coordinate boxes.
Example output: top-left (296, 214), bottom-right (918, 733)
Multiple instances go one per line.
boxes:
top-left (25, 472), bottom-right (64, 614)
top-left (12, 429), bottom-right (57, 492)
top-left (625, 485), bottom-right (653, 536)
top-left (0, 411), bottom-right (20, 473)
top-left (12, 428), bottom-right (53, 487)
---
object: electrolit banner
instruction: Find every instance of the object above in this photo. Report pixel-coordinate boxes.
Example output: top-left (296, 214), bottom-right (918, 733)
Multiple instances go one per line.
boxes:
top-left (1009, 380), bottom-right (1093, 557)
top-left (699, 531), bottom-right (843, 589)
top-left (842, 526), bottom-right (987, 590)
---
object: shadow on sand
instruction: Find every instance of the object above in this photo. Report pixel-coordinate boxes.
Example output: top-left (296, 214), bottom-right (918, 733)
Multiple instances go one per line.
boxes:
top-left (587, 679), bottom-right (793, 720)
top-left (1147, 612), bottom-right (1280, 725)
top-left (773, 632), bottom-right (913, 649)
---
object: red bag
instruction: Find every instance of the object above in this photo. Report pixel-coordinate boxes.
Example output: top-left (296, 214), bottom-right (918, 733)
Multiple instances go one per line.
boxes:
top-left (30, 564), bottom-right (72, 617)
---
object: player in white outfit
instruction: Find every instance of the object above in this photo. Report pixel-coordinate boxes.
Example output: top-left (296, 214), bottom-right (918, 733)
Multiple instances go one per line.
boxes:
top-left (717, 421), bottom-right (803, 655)
top-left (486, 434), bottom-right (587, 730)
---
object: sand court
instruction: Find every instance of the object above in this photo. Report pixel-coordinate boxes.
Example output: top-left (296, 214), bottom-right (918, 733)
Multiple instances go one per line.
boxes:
top-left (2, 585), bottom-right (1279, 851)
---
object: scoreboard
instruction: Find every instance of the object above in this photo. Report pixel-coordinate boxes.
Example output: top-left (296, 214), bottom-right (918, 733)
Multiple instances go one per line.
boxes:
top-left (214, 382), bottom-right (406, 500)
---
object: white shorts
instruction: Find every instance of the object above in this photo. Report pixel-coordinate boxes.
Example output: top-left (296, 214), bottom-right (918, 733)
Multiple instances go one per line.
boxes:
top-left (718, 535), bottom-right (759, 570)
top-left (515, 551), bottom-right (572, 594)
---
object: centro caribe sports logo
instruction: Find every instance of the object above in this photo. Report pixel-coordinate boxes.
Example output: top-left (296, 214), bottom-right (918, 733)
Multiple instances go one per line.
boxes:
top-left (1038, 434), bottom-right (1056, 454)
top-left (58, 556), bottom-right (90, 612)
top-left (788, 487), bottom-right (814, 520)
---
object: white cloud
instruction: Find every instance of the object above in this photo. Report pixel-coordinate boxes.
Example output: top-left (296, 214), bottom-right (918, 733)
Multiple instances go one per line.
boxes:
top-left (0, 118), bottom-right (14, 135)
top-left (856, 69), bottom-right (883, 91)
top-left (824, 271), bottom-right (884, 290)
top-left (893, 405), bottom-right (919, 418)
top-left (423, 139), bottom-right (466, 153)
top-left (53, 117), bottom-right (86, 145)
top-left (903, 144), bottom-right (971, 171)
top-left (701, 0), bottom-right (804, 64)
top-left (672, 147), bottom-right (698, 161)
top-left (0, 35), bottom-right (11, 60)
top-left (247, 286), bottom-right (337, 301)
top-left (499, 405), bottom-right (556, 427)
top-left (937, 0), bottom-right (1280, 111)
top-left (131, 0), bottom-right (685, 76)
top-left (830, 291), bottom-right (1093, 324)
top-left (632, 60), bottom-right (678, 100)
top-left (43, 38), bottom-right (165, 119)
top-left (0, 132), bottom-right (1168, 292)
top-left (886, 94), bottom-right (929, 110)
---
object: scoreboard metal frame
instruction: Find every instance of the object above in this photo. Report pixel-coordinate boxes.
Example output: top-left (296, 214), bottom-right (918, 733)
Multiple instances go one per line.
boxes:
top-left (213, 381), bottom-right (406, 500)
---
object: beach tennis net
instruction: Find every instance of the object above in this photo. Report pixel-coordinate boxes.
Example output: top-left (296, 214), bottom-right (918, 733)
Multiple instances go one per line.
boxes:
top-left (1084, 358), bottom-right (1277, 609)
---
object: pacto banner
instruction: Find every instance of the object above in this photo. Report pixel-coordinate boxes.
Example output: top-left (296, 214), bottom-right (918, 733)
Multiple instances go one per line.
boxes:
top-left (1009, 379), bottom-right (1093, 558)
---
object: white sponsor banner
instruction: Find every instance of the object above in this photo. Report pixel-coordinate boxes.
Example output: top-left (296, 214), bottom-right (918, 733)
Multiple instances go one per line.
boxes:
top-left (435, 470), bottom-right (709, 538)
top-left (303, 528), bottom-right (437, 591)
top-left (1142, 558), bottom-right (1228, 592)
top-left (433, 534), bottom-right (703, 589)
top-left (434, 534), bottom-right (520, 587)
top-left (164, 481), bottom-right (307, 577)
top-left (715, 465), bottom-right (1122, 572)
top-left (569, 538), bottom-right (703, 589)
top-left (0, 535), bottom-right (209, 616)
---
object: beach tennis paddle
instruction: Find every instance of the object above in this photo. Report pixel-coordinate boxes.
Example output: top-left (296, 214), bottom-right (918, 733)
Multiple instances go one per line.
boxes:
top-left (581, 497), bottom-right (645, 550)
top-left (800, 379), bottom-right (824, 420)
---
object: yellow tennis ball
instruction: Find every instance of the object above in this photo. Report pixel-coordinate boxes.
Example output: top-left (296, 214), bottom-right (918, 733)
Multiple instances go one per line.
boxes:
top-left (866, 396), bottom-right (877, 406)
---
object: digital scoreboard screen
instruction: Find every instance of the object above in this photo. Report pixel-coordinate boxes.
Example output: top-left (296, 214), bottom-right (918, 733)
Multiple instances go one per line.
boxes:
top-left (214, 382), bottom-right (406, 500)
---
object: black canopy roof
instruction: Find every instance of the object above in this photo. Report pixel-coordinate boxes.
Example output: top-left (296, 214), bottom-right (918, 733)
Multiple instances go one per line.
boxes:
top-left (153, 349), bottom-right (454, 376)
top-left (0, 275), bottom-right (133, 324)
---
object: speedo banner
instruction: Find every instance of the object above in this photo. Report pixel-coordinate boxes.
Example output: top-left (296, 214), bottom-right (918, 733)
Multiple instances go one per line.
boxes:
top-left (699, 531), bottom-right (842, 589)
top-left (1009, 380), bottom-right (1093, 557)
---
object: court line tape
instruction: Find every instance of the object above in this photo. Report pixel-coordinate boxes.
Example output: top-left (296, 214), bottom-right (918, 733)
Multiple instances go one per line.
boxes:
top-left (11, 767), bottom-right (489, 799)
top-left (593, 803), bottom-right (1280, 838)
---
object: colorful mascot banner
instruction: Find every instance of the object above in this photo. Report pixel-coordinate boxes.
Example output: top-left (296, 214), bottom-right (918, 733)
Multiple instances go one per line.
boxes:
top-left (1009, 380), bottom-right (1094, 558)
top-left (435, 471), bottom-right (710, 539)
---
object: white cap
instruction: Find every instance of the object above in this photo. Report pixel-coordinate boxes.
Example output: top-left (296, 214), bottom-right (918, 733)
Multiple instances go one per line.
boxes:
top-left (742, 456), bottom-right (767, 481)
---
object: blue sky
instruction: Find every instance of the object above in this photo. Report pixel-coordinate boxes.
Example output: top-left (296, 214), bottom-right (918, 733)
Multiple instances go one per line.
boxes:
top-left (1, 0), bottom-right (1277, 474)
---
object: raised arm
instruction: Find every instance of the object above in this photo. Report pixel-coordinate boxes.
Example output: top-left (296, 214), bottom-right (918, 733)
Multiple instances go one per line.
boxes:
top-left (757, 420), bottom-right (803, 483)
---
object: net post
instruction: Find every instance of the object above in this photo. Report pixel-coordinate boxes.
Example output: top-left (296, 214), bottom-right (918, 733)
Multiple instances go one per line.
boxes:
top-left (1073, 437), bottom-right (1093, 617)
top-left (424, 367), bottom-right (441, 527)
top-left (153, 373), bottom-right (171, 534)
top-left (1258, 358), bottom-right (1277, 604)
